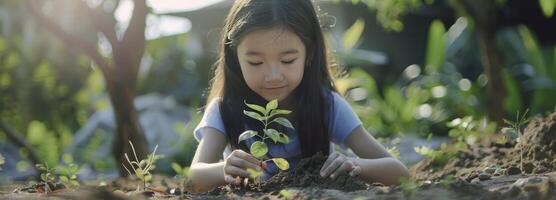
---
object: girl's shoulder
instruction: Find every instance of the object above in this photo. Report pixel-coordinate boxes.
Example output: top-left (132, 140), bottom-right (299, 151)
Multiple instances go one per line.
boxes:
top-left (203, 97), bottom-right (223, 113)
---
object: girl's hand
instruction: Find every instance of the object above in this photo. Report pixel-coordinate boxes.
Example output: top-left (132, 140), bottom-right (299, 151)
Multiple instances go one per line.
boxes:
top-left (320, 152), bottom-right (361, 179)
top-left (223, 149), bottom-right (262, 185)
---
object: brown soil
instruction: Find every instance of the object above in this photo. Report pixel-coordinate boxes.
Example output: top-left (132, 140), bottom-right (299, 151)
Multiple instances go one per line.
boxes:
top-left (4, 112), bottom-right (556, 199)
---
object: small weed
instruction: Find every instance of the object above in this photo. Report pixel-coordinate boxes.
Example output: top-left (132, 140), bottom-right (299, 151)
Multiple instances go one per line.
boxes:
top-left (122, 141), bottom-right (161, 191)
top-left (35, 163), bottom-right (56, 193)
top-left (502, 109), bottom-right (529, 173)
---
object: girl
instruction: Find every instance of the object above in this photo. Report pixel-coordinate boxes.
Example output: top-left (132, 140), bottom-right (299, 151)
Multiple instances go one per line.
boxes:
top-left (189, 0), bottom-right (409, 192)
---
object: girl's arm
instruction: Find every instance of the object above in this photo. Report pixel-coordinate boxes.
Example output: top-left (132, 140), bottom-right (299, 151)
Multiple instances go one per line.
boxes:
top-left (321, 126), bottom-right (410, 185)
top-left (188, 128), bottom-right (228, 192)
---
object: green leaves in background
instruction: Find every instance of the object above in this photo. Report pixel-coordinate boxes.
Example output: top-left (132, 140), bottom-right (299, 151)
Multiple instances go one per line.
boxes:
top-left (425, 20), bottom-right (446, 73)
top-left (539, 0), bottom-right (556, 18)
top-left (342, 18), bottom-right (365, 49)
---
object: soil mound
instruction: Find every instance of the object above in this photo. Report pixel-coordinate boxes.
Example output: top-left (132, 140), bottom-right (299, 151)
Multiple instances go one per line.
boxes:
top-left (259, 152), bottom-right (368, 192)
top-left (518, 112), bottom-right (556, 173)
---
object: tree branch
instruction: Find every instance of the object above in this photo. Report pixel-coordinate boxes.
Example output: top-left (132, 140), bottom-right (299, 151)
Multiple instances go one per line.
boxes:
top-left (0, 122), bottom-right (41, 167)
top-left (24, 0), bottom-right (113, 75)
top-left (75, 0), bottom-right (119, 49)
top-left (120, 0), bottom-right (148, 76)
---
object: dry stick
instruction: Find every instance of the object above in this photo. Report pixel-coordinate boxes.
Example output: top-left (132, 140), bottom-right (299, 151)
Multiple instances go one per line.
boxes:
top-left (0, 122), bottom-right (41, 167)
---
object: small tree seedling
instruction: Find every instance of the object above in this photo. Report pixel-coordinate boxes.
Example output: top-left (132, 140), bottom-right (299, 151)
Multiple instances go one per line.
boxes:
top-left (502, 109), bottom-right (529, 173)
top-left (239, 99), bottom-right (293, 182)
top-left (36, 163), bottom-right (56, 193)
top-left (122, 141), bottom-right (161, 191)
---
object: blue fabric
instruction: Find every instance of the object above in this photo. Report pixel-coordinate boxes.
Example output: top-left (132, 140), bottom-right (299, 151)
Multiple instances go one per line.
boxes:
top-left (193, 90), bottom-right (362, 180)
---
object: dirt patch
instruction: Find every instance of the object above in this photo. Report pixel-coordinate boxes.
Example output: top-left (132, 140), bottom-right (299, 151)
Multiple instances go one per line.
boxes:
top-left (258, 152), bottom-right (368, 191)
top-left (6, 112), bottom-right (556, 199)
top-left (517, 112), bottom-right (556, 174)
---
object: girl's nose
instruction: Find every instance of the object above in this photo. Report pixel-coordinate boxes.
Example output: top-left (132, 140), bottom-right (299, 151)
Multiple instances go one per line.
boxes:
top-left (264, 65), bottom-right (285, 83)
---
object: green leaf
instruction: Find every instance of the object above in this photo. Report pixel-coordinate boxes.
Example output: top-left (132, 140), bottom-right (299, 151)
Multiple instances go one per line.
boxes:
top-left (266, 100), bottom-right (278, 112)
top-left (139, 160), bottom-right (148, 169)
top-left (425, 19), bottom-right (446, 73)
top-left (250, 141), bottom-right (268, 158)
top-left (171, 162), bottom-right (182, 174)
top-left (246, 168), bottom-right (263, 179)
top-left (144, 174), bottom-right (152, 182)
top-left (36, 164), bottom-right (46, 171)
top-left (277, 133), bottom-right (290, 144)
top-left (244, 110), bottom-right (265, 121)
top-left (40, 174), bottom-right (47, 182)
top-left (272, 158), bottom-right (290, 170)
top-left (60, 176), bottom-right (69, 183)
top-left (268, 109), bottom-right (292, 119)
top-left (239, 130), bottom-right (258, 143)
top-left (342, 18), bottom-right (365, 49)
top-left (271, 117), bottom-right (294, 129)
top-left (264, 129), bottom-right (280, 143)
top-left (245, 100), bottom-right (266, 115)
top-left (539, 0), bottom-right (556, 18)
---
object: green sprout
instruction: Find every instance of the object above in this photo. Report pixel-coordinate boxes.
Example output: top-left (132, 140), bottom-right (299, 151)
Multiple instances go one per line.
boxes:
top-left (240, 99), bottom-right (292, 181)
top-left (171, 162), bottom-right (190, 194)
top-left (502, 109), bottom-right (529, 173)
top-left (36, 163), bottom-right (56, 193)
top-left (122, 141), bottom-right (161, 190)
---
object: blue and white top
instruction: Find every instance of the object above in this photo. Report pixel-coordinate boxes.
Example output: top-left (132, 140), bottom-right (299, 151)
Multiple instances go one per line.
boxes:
top-left (193, 90), bottom-right (362, 180)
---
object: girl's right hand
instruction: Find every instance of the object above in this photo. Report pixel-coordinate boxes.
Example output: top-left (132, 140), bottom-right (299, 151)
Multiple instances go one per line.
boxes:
top-left (223, 149), bottom-right (262, 185)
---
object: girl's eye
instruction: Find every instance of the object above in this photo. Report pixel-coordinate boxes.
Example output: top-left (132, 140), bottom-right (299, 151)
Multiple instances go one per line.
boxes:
top-left (282, 59), bottom-right (296, 64)
top-left (248, 61), bottom-right (263, 66)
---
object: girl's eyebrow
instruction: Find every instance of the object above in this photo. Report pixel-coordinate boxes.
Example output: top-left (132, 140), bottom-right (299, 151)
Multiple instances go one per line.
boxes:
top-left (245, 49), bottom-right (299, 56)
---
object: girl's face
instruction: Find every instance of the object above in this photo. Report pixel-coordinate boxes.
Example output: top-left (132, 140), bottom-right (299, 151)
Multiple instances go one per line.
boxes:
top-left (237, 26), bottom-right (306, 102)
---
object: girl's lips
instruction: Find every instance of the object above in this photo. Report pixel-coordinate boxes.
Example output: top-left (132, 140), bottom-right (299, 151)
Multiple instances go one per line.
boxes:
top-left (265, 86), bottom-right (286, 90)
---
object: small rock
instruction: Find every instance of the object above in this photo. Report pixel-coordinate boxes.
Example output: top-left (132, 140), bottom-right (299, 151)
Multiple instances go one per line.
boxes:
top-left (484, 167), bottom-right (496, 174)
top-left (470, 178), bottom-right (481, 184)
top-left (478, 173), bottom-right (491, 181)
top-left (506, 166), bottom-right (521, 175)
top-left (513, 176), bottom-right (549, 187)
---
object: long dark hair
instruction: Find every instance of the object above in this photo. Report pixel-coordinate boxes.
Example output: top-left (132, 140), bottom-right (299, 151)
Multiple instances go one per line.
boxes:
top-left (206, 0), bottom-right (337, 158)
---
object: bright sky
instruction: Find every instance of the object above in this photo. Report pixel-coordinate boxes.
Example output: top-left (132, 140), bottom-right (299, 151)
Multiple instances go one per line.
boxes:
top-left (114, 0), bottom-right (225, 39)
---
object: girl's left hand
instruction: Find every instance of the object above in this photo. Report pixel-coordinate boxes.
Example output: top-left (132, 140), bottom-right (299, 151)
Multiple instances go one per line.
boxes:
top-left (320, 152), bottom-right (361, 179)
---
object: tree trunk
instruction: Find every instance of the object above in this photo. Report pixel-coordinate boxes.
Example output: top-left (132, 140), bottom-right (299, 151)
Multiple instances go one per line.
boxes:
top-left (459, 0), bottom-right (506, 123)
top-left (24, 0), bottom-right (150, 177)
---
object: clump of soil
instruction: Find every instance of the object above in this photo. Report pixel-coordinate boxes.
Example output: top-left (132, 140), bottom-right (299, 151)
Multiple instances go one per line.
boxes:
top-left (214, 152), bottom-right (368, 195)
top-left (515, 112), bottom-right (556, 174)
top-left (258, 152), bottom-right (368, 192)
